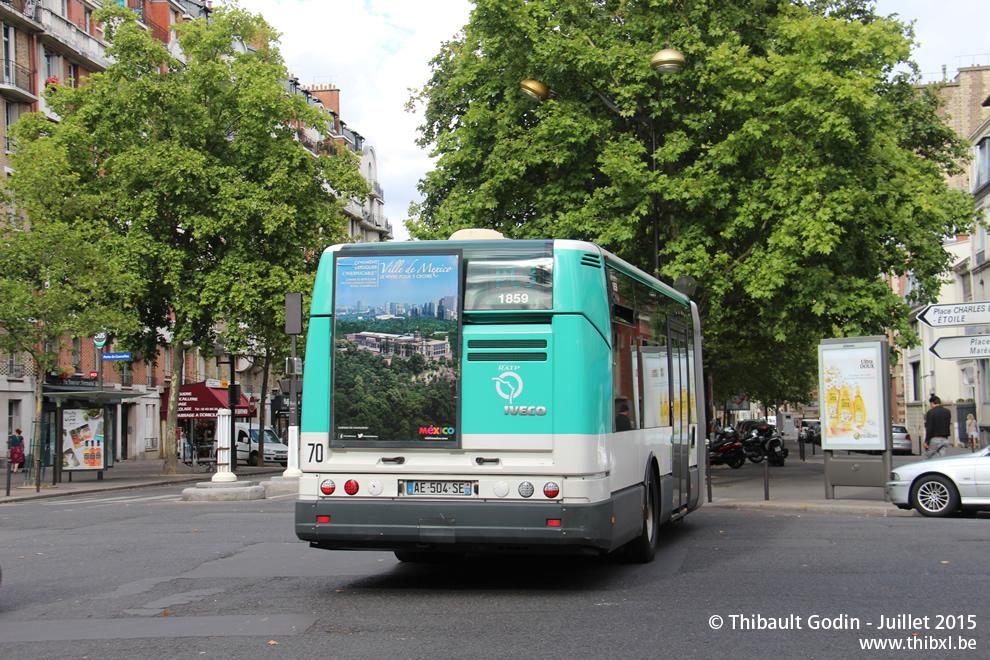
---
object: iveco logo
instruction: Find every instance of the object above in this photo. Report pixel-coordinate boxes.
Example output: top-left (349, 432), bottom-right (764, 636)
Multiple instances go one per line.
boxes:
top-left (493, 372), bottom-right (547, 416)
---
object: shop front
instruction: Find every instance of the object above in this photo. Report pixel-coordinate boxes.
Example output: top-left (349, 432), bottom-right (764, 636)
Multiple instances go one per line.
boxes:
top-left (161, 381), bottom-right (256, 460)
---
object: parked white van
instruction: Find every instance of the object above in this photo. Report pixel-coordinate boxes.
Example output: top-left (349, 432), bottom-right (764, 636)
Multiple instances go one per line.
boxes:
top-left (233, 423), bottom-right (288, 466)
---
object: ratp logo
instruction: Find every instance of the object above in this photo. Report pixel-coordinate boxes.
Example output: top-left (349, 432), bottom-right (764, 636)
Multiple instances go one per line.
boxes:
top-left (492, 372), bottom-right (523, 404)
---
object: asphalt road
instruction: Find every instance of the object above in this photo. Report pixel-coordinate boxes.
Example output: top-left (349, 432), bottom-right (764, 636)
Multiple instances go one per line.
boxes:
top-left (1, 486), bottom-right (989, 659)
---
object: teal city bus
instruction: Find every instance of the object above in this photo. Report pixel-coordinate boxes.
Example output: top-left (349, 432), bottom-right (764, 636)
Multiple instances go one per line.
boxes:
top-left (295, 236), bottom-right (705, 562)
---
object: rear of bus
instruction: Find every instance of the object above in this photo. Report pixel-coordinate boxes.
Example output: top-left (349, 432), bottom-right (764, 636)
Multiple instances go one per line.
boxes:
top-left (294, 238), bottom-right (699, 558)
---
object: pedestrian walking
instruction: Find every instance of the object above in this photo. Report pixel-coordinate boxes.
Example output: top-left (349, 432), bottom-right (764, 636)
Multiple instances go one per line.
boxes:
top-left (8, 428), bottom-right (25, 473)
top-left (924, 396), bottom-right (951, 460)
top-left (966, 413), bottom-right (979, 451)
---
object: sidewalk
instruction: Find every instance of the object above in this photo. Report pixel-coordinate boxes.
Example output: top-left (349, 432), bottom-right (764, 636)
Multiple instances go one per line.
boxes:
top-left (704, 441), bottom-right (973, 516)
top-left (1, 459), bottom-right (284, 504)
top-left (2, 442), bottom-right (967, 514)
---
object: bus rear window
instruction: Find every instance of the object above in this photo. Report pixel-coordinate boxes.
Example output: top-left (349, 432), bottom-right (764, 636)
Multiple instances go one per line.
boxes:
top-left (464, 249), bottom-right (552, 311)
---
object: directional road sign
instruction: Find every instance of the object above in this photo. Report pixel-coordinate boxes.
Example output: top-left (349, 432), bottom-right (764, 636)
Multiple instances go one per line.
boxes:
top-left (928, 335), bottom-right (990, 360)
top-left (918, 303), bottom-right (990, 328)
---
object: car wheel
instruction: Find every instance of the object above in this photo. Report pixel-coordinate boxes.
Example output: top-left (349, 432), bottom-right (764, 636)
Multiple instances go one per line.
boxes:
top-left (910, 474), bottom-right (959, 517)
top-left (248, 451), bottom-right (259, 466)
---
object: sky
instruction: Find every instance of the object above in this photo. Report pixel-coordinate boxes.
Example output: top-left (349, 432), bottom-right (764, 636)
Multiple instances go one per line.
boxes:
top-left (234, 1), bottom-right (988, 242)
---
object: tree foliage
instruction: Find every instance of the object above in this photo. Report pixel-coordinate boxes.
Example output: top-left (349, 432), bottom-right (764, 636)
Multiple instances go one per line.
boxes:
top-left (407, 0), bottom-right (976, 406)
top-left (6, 4), bottom-right (367, 472)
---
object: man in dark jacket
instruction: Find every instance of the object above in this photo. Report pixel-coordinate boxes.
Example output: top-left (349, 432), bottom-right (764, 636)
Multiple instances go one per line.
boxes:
top-left (924, 395), bottom-right (951, 459)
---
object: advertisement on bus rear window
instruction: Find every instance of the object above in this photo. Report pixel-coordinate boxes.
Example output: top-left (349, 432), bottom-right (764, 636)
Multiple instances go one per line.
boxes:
top-left (331, 251), bottom-right (462, 447)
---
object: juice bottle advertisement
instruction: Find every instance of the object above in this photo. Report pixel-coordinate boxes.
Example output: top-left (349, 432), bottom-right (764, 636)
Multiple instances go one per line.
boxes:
top-left (820, 347), bottom-right (883, 448)
top-left (61, 408), bottom-right (105, 470)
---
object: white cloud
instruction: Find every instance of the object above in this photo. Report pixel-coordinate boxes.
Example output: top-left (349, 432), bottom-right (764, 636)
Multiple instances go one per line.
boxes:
top-left (872, 0), bottom-right (990, 80)
top-left (236, 0), bottom-right (474, 241)
top-left (233, 1), bottom-right (989, 241)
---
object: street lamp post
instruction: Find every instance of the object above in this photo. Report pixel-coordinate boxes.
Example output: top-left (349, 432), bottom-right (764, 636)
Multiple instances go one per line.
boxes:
top-left (520, 47), bottom-right (685, 277)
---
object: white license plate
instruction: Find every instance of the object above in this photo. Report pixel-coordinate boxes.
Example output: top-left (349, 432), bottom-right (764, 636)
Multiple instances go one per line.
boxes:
top-left (404, 480), bottom-right (474, 497)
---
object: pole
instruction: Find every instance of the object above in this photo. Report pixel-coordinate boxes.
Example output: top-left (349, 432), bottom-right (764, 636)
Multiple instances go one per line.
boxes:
top-left (284, 292), bottom-right (304, 478)
top-left (229, 356), bottom-right (236, 475)
top-left (650, 122), bottom-right (659, 276)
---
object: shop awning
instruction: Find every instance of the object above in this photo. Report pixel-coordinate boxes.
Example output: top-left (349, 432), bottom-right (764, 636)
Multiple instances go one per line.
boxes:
top-left (160, 382), bottom-right (256, 420)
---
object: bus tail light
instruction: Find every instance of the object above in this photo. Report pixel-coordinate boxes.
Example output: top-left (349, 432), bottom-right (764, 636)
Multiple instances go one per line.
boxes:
top-left (543, 482), bottom-right (560, 498)
top-left (344, 479), bottom-right (360, 495)
top-left (547, 519), bottom-right (561, 527)
top-left (518, 481), bottom-right (534, 498)
top-left (320, 479), bottom-right (336, 495)
top-left (317, 515), bottom-right (331, 523)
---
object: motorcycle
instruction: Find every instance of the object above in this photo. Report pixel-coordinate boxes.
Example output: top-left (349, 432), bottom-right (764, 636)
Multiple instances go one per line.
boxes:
top-left (709, 427), bottom-right (746, 469)
top-left (742, 428), bottom-right (767, 464)
top-left (745, 424), bottom-right (789, 467)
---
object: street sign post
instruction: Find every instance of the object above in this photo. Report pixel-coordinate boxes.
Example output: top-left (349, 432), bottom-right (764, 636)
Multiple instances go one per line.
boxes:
top-left (928, 335), bottom-right (990, 360)
top-left (918, 303), bottom-right (990, 328)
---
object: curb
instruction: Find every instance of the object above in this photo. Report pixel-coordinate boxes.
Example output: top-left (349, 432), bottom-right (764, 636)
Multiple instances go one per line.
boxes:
top-left (1, 469), bottom-right (283, 504)
top-left (705, 500), bottom-right (916, 517)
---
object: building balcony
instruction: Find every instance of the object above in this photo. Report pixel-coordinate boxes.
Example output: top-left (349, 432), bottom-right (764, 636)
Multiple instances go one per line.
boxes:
top-left (39, 4), bottom-right (111, 71)
top-left (0, 0), bottom-right (43, 26)
top-left (0, 61), bottom-right (38, 103)
top-left (369, 180), bottom-right (384, 200)
top-left (360, 213), bottom-right (393, 237)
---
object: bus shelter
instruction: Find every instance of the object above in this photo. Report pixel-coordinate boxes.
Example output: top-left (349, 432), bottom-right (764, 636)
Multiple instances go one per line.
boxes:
top-left (42, 388), bottom-right (146, 485)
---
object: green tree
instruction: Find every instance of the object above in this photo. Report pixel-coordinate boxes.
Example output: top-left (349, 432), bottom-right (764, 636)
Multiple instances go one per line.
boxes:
top-left (7, 4), bottom-right (367, 473)
top-left (0, 175), bottom-right (137, 477)
top-left (407, 0), bottom-right (976, 406)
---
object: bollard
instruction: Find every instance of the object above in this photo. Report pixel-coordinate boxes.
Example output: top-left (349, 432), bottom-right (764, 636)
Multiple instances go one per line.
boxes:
top-left (211, 409), bottom-right (237, 483)
top-left (283, 426), bottom-right (303, 478)
top-left (705, 438), bottom-right (713, 503)
top-left (764, 453), bottom-right (770, 501)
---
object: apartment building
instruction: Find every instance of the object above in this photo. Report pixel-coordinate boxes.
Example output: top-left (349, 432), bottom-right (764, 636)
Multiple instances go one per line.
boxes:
top-left (1, 0), bottom-right (390, 465)
top-left (898, 66), bottom-right (990, 445)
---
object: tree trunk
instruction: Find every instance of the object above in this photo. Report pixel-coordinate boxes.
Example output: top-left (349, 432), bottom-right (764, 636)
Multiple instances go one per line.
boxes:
top-left (162, 346), bottom-right (182, 475)
top-left (257, 348), bottom-right (272, 467)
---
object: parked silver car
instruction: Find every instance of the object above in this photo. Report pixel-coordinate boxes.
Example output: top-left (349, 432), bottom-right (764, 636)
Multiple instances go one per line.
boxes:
top-left (891, 424), bottom-right (912, 455)
top-left (886, 446), bottom-right (990, 516)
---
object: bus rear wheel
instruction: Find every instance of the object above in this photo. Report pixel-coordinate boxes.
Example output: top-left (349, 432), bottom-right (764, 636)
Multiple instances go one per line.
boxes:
top-left (625, 472), bottom-right (659, 563)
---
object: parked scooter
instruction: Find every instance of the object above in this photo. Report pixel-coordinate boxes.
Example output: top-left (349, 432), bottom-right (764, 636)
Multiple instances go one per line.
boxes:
top-left (744, 424), bottom-right (789, 466)
top-left (742, 428), bottom-right (767, 464)
top-left (709, 427), bottom-right (746, 469)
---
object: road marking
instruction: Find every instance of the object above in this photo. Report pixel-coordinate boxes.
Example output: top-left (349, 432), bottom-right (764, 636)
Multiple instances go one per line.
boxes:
top-left (0, 614), bottom-right (319, 643)
top-left (41, 494), bottom-right (179, 506)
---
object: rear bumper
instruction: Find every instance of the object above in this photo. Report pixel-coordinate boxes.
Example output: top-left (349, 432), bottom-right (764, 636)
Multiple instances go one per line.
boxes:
top-left (295, 497), bottom-right (620, 554)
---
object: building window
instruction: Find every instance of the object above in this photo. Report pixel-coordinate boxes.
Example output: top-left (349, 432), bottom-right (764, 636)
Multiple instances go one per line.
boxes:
top-left (5, 102), bottom-right (17, 153)
top-left (72, 337), bottom-right (81, 372)
top-left (8, 399), bottom-right (20, 435)
top-left (3, 23), bottom-right (13, 84)
top-left (7, 353), bottom-right (23, 378)
top-left (976, 138), bottom-right (990, 192)
top-left (67, 62), bottom-right (77, 87)
top-left (911, 361), bottom-right (921, 402)
top-left (163, 345), bottom-right (171, 377)
top-left (962, 272), bottom-right (972, 302)
top-left (44, 48), bottom-right (63, 83)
